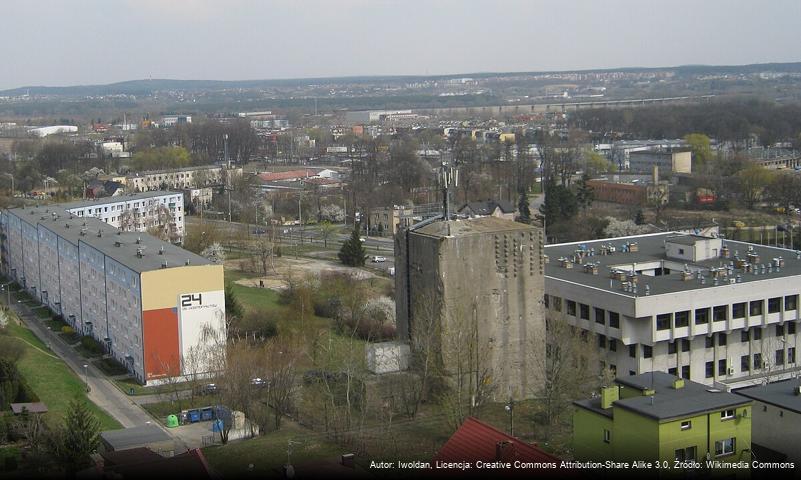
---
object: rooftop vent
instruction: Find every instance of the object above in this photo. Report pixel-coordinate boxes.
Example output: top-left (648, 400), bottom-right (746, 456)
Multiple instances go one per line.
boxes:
top-left (136, 237), bottom-right (141, 244)
top-left (159, 246), bottom-right (164, 255)
top-left (65, 223), bottom-right (69, 229)
top-left (114, 241), bottom-right (121, 247)
top-left (97, 230), bottom-right (102, 238)
top-left (161, 261), bottom-right (168, 269)
top-left (136, 248), bottom-right (143, 258)
top-left (185, 259), bottom-right (190, 266)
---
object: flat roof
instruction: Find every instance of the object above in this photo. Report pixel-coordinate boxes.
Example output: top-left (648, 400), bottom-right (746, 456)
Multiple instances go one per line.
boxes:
top-left (545, 232), bottom-right (801, 297)
top-left (57, 190), bottom-right (182, 210)
top-left (100, 424), bottom-right (172, 450)
top-left (411, 216), bottom-right (536, 238)
top-left (576, 372), bottom-right (751, 422)
top-left (735, 379), bottom-right (801, 415)
top-left (6, 205), bottom-right (210, 273)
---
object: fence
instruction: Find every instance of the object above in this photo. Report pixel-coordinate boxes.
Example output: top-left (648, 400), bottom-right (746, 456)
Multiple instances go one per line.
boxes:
top-left (721, 225), bottom-right (798, 250)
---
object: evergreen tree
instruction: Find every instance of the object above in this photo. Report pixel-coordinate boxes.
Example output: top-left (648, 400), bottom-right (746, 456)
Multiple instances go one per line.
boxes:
top-left (517, 192), bottom-right (531, 224)
top-left (634, 209), bottom-right (645, 225)
top-left (575, 174), bottom-right (594, 211)
top-left (52, 399), bottom-right (100, 472)
top-left (225, 284), bottom-right (244, 322)
top-left (539, 180), bottom-right (578, 228)
top-left (338, 223), bottom-right (367, 266)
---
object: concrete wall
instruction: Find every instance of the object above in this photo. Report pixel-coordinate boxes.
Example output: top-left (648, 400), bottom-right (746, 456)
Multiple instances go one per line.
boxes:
top-left (749, 400), bottom-right (801, 463)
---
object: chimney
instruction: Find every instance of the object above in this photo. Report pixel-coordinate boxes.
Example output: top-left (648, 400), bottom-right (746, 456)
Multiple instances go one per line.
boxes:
top-left (495, 441), bottom-right (516, 462)
top-left (600, 385), bottom-right (619, 409)
top-left (672, 378), bottom-right (685, 390)
top-left (652, 165), bottom-right (659, 185)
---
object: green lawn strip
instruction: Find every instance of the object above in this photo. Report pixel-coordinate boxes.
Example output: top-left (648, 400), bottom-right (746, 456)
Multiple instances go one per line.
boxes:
top-left (4, 322), bottom-right (121, 431)
top-left (202, 423), bottom-right (342, 478)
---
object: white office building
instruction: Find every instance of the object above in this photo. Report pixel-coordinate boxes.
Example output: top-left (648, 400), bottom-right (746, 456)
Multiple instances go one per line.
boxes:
top-left (544, 232), bottom-right (801, 391)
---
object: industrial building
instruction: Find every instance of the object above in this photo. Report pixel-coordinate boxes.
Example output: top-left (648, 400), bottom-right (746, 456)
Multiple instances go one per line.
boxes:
top-left (544, 232), bottom-right (801, 390)
top-left (628, 149), bottom-right (692, 175)
top-left (58, 191), bottom-right (185, 243)
top-left (0, 205), bottom-right (225, 385)
top-left (395, 215), bottom-right (546, 400)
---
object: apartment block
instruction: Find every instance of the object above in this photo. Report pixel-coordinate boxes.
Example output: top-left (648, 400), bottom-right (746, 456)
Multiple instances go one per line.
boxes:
top-left (0, 206), bottom-right (225, 385)
top-left (59, 191), bottom-right (185, 243)
top-left (123, 165), bottom-right (240, 192)
top-left (545, 233), bottom-right (801, 390)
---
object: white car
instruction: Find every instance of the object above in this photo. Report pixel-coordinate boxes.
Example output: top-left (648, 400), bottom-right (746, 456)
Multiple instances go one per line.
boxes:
top-left (371, 255), bottom-right (387, 263)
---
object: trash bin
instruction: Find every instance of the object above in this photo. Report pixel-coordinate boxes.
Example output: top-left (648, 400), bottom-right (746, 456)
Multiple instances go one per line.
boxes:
top-left (188, 409), bottom-right (201, 423)
top-left (200, 407), bottom-right (214, 421)
top-left (211, 419), bottom-right (223, 433)
top-left (166, 414), bottom-right (179, 428)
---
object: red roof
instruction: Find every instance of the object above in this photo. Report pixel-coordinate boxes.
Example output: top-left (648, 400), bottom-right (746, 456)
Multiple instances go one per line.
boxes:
top-left (434, 417), bottom-right (560, 464)
top-left (258, 169), bottom-right (322, 182)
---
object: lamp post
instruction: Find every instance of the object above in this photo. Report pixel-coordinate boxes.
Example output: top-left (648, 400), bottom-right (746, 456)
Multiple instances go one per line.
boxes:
top-left (505, 397), bottom-right (515, 437)
top-left (83, 364), bottom-right (89, 392)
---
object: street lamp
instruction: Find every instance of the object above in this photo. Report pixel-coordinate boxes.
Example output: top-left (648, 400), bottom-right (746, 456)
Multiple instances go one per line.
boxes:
top-left (505, 397), bottom-right (515, 436)
top-left (83, 364), bottom-right (89, 392)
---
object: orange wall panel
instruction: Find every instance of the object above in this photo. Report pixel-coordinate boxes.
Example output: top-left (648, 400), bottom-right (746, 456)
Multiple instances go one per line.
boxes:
top-left (143, 307), bottom-right (180, 380)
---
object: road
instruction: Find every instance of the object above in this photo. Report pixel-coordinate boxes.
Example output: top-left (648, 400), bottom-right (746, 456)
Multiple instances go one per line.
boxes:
top-left (6, 296), bottom-right (187, 448)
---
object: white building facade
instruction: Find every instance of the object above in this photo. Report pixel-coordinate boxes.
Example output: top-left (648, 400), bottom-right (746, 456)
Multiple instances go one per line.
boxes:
top-left (545, 233), bottom-right (801, 391)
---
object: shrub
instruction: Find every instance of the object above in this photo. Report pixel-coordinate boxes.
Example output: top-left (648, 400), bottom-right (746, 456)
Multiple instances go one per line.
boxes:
top-left (233, 310), bottom-right (279, 341)
top-left (80, 336), bottom-right (104, 356)
top-left (61, 326), bottom-right (74, 334)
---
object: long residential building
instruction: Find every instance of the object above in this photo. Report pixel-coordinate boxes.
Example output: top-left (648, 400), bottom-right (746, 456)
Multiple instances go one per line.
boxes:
top-left (0, 206), bottom-right (225, 385)
top-left (544, 232), bottom-right (801, 390)
top-left (58, 191), bottom-right (185, 243)
top-left (122, 165), bottom-right (241, 192)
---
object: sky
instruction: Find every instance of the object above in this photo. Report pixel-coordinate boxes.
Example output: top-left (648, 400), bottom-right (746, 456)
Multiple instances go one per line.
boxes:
top-left (2, 0), bottom-right (800, 90)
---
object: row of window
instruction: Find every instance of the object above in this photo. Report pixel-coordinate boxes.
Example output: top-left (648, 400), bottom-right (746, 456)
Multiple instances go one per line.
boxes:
top-left (545, 296), bottom-right (622, 328)
top-left (656, 296), bottom-right (799, 330)
top-left (705, 349), bottom-right (797, 378)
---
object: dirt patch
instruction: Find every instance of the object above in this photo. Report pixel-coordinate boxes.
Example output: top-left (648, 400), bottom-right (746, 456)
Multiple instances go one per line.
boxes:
top-left (232, 256), bottom-right (378, 290)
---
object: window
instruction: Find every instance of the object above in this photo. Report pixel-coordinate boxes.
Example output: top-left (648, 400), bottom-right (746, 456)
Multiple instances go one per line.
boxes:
top-left (776, 324), bottom-right (785, 337)
top-left (675, 311), bottom-right (690, 328)
top-left (595, 307), bottom-right (605, 325)
top-left (543, 294), bottom-right (550, 309)
top-left (566, 300), bottom-right (576, 316)
top-left (643, 345), bottom-right (653, 359)
top-left (681, 339), bottom-right (690, 352)
top-left (741, 355), bottom-right (750, 372)
top-left (675, 446), bottom-right (697, 462)
top-left (715, 438), bottom-right (736, 456)
top-left (732, 303), bottom-right (746, 319)
top-left (598, 335), bottom-right (606, 349)
top-left (603, 429), bottom-right (611, 443)
top-left (657, 314), bottom-right (671, 331)
top-left (680, 421), bottom-right (692, 431)
top-left (678, 248), bottom-right (685, 255)
top-left (629, 344), bottom-right (637, 358)
top-left (721, 410), bottom-right (735, 420)
top-left (553, 297), bottom-right (562, 312)
top-left (609, 339), bottom-right (617, 352)
top-left (753, 328), bottom-right (763, 340)
top-left (776, 349), bottom-right (785, 366)
top-left (629, 370), bottom-right (636, 376)
top-left (718, 333), bottom-right (727, 346)
top-left (754, 353), bottom-right (763, 369)
top-left (789, 322), bottom-right (797, 335)
top-left (695, 308), bottom-right (710, 324)
top-left (706, 361), bottom-right (715, 378)
top-left (609, 312), bottom-right (620, 328)
top-left (705, 336), bottom-right (714, 348)
top-left (719, 359), bottom-right (728, 375)
top-left (669, 367), bottom-right (678, 376)
top-left (769, 297), bottom-right (781, 313)
top-left (681, 365), bottom-right (690, 379)
top-left (750, 300), bottom-right (763, 316)
top-left (741, 330), bottom-right (750, 342)
top-left (669, 342), bottom-right (677, 354)
top-left (789, 347), bottom-right (796, 364)
top-left (580, 304), bottom-right (590, 320)
top-left (713, 305), bottom-right (728, 322)
top-left (786, 295), bottom-right (798, 311)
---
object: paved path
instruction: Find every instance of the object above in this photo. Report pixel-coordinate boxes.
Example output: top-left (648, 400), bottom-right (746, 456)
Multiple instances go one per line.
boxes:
top-left (5, 297), bottom-right (189, 451)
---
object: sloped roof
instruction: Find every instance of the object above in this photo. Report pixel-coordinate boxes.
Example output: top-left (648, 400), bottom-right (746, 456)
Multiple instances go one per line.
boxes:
top-left (257, 169), bottom-right (322, 182)
top-left (459, 200), bottom-right (516, 216)
top-left (433, 417), bottom-right (560, 464)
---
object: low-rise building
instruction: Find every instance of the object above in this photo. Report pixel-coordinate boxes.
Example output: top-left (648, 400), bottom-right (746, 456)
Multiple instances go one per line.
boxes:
top-left (629, 149), bottom-right (692, 175)
top-left (457, 200), bottom-right (516, 221)
top-left (545, 233), bottom-right (801, 390)
top-left (736, 380), bottom-right (801, 463)
top-left (124, 165), bottom-right (234, 192)
top-left (370, 205), bottom-right (414, 236)
top-left (573, 372), bottom-right (752, 464)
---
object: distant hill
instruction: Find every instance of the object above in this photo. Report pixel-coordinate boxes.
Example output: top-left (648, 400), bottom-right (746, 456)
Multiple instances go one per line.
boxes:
top-left (3, 62), bottom-right (801, 97)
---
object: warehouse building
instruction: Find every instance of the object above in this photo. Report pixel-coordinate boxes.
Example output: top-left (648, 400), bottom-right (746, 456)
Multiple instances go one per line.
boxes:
top-left (0, 205), bottom-right (225, 385)
top-left (544, 232), bottom-right (801, 390)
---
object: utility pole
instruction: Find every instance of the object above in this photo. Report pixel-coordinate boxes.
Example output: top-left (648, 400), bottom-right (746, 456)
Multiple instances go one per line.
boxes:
top-left (224, 133), bottom-right (232, 222)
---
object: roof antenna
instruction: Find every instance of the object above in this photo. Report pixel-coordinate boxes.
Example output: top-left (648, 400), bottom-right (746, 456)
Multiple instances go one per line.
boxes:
top-left (439, 161), bottom-right (458, 222)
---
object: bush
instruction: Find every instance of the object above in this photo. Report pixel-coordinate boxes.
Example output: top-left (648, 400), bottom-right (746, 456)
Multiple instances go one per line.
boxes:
top-left (80, 337), bottom-right (104, 356)
top-left (312, 297), bottom-right (341, 318)
top-left (94, 358), bottom-right (128, 376)
top-left (61, 326), bottom-right (74, 334)
top-left (233, 311), bottom-right (279, 341)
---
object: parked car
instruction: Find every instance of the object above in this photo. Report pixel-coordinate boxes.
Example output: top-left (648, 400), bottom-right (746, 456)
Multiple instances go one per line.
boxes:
top-left (250, 377), bottom-right (268, 388)
top-left (371, 255), bottom-right (387, 263)
top-left (196, 383), bottom-right (219, 396)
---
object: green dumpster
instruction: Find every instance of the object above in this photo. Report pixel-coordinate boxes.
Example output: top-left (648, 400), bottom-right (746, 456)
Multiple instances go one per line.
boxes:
top-left (166, 414), bottom-right (179, 428)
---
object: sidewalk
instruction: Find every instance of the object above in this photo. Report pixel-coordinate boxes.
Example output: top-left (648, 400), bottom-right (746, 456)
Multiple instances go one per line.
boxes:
top-left (4, 294), bottom-right (189, 451)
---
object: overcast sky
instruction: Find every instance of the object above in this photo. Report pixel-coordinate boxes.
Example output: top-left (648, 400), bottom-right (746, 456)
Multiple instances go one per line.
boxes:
top-left (2, 0), bottom-right (800, 90)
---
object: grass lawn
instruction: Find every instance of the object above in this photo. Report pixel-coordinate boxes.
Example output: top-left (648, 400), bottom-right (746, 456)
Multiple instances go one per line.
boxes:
top-left (3, 321), bottom-right (121, 431)
top-left (203, 422), bottom-right (343, 478)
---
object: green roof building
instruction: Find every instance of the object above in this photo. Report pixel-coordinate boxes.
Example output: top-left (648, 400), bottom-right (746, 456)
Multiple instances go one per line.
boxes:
top-left (573, 372), bottom-right (753, 467)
